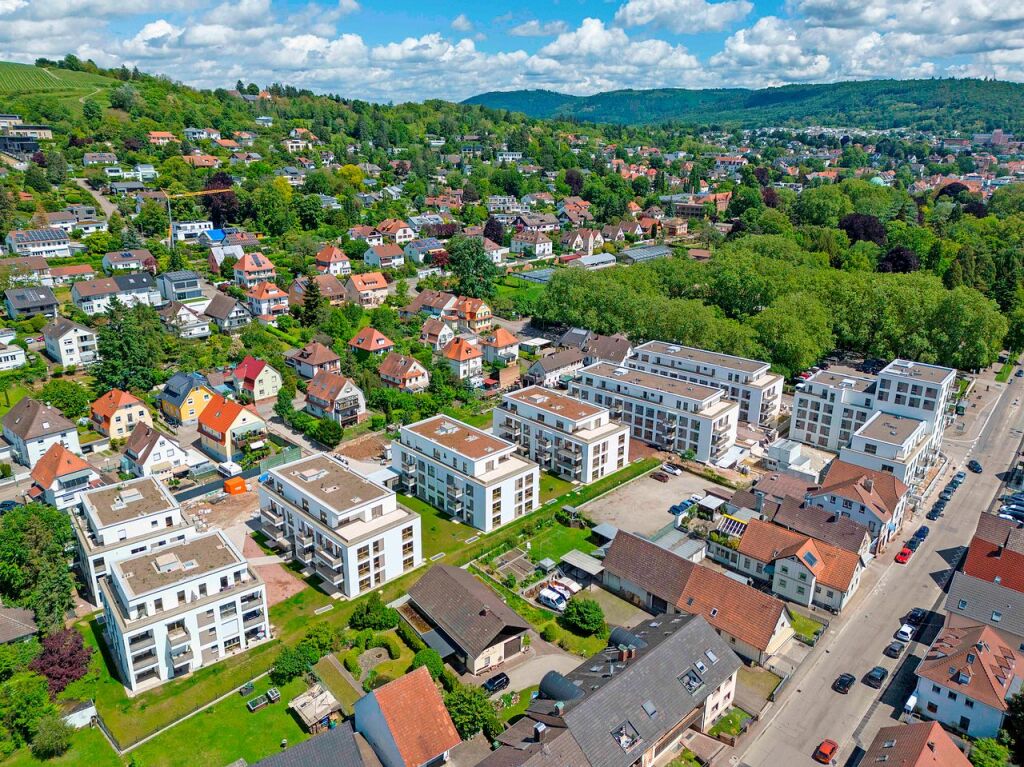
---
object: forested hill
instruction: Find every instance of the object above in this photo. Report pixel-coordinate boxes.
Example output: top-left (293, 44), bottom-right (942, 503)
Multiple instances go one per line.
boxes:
top-left (463, 79), bottom-right (1024, 132)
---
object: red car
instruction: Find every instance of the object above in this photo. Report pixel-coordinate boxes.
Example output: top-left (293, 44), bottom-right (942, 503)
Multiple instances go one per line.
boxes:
top-left (813, 739), bottom-right (838, 764)
top-left (895, 547), bottom-right (913, 564)
top-left (649, 472), bottom-right (670, 483)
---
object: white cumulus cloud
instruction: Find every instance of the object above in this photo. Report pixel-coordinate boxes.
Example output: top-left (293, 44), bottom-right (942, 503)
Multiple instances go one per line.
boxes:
top-left (614, 0), bottom-right (753, 33)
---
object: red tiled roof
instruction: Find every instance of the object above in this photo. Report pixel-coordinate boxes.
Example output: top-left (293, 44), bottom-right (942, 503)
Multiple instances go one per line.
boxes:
top-left (247, 281), bottom-right (287, 300)
top-left (233, 355), bottom-right (267, 386)
top-left (603, 531), bottom-right (790, 653)
top-left (917, 624), bottom-right (1017, 711)
top-left (91, 389), bottom-right (142, 421)
top-left (379, 353), bottom-right (426, 381)
top-left (861, 722), bottom-right (970, 767)
top-left (483, 327), bottom-right (518, 348)
top-left (371, 667), bottom-right (460, 767)
top-left (443, 336), bottom-right (482, 361)
top-left (349, 328), bottom-right (394, 353)
top-left (349, 272), bottom-right (387, 291)
top-left (235, 252), bottom-right (276, 274)
top-left (315, 244), bottom-right (349, 264)
top-left (964, 536), bottom-right (1024, 592)
top-left (30, 443), bottom-right (91, 488)
top-left (198, 393), bottom-right (247, 434)
top-left (737, 519), bottom-right (861, 592)
top-left (814, 459), bottom-right (908, 522)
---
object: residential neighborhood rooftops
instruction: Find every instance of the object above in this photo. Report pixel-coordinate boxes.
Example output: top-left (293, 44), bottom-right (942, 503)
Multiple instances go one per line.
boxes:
top-left (738, 519), bottom-right (861, 591)
top-left (307, 370), bottom-right (357, 403)
top-left (405, 415), bottom-right (513, 460)
top-left (349, 328), bottom-right (393, 353)
top-left (769, 500), bottom-right (871, 554)
top-left (30, 443), bottom-right (92, 489)
top-left (252, 720), bottom-right (371, 767)
top-left (269, 453), bottom-right (391, 513)
top-left (815, 460), bottom-right (908, 523)
top-left (0, 606), bottom-right (37, 644)
top-left (91, 389), bottom-right (142, 421)
top-left (2, 398), bottom-right (74, 440)
top-left (916, 623), bottom-right (1019, 711)
top-left (82, 477), bottom-right (178, 527)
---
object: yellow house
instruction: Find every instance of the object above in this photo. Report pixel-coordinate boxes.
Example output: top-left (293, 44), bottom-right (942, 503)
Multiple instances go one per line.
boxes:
top-left (157, 372), bottom-right (215, 425)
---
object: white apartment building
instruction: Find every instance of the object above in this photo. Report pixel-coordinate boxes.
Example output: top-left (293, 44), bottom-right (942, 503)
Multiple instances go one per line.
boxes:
top-left (393, 416), bottom-right (540, 533)
top-left (568, 363), bottom-right (739, 463)
top-left (839, 412), bottom-right (930, 485)
top-left (874, 359), bottom-right (956, 457)
top-left (170, 220), bottom-right (214, 242)
top-left (493, 386), bottom-right (630, 484)
top-left (74, 477), bottom-right (199, 604)
top-left (43, 317), bottom-right (99, 367)
top-left (0, 343), bottom-right (25, 371)
top-left (259, 454), bottom-right (422, 598)
top-left (790, 371), bottom-right (876, 451)
top-left (100, 532), bottom-right (270, 692)
top-left (627, 341), bottom-right (784, 425)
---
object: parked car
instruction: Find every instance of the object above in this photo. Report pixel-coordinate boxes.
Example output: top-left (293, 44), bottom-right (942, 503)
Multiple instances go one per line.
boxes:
top-left (914, 526), bottom-right (930, 540)
top-left (954, 471), bottom-right (967, 483)
top-left (813, 740), bottom-right (838, 764)
top-left (666, 462), bottom-right (685, 473)
top-left (662, 463), bottom-right (682, 476)
top-left (906, 538), bottom-right (921, 552)
top-left (482, 673), bottom-right (510, 694)
top-left (546, 577), bottom-right (582, 600)
top-left (968, 460), bottom-right (983, 473)
top-left (0, 500), bottom-right (20, 514)
top-left (926, 509), bottom-right (942, 521)
top-left (895, 547), bottom-right (913, 564)
top-left (939, 489), bottom-right (953, 502)
top-left (864, 666), bottom-right (889, 688)
top-left (896, 624), bottom-right (916, 642)
top-left (537, 587), bottom-right (567, 613)
top-left (906, 608), bottom-right (927, 625)
top-left (884, 641), bottom-right (906, 659)
top-left (669, 499), bottom-right (696, 516)
top-left (649, 472), bottom-right (670, 483)
top-left (832, 673), bottom-right (855, 694)
top-left (1016, 369), bottom-right (1023, 378)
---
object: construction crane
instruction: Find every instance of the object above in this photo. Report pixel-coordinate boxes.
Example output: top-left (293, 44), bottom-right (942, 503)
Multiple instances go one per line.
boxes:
top-left (162, 186), bottom-right (233, 252)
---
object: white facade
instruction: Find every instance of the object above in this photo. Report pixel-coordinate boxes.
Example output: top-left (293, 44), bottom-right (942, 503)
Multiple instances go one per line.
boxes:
top-left (0, 344), bottom-right (25, 371)
top-left (494, 386), bottom-right (630, 484)
top-left (74, 478), bottom-right (199, 604)
top-left (259, 454), bottom-right (422, 598)
top-left (627, 341), bottom-right (783, 425)
top-left (4, 229), bottom-right (71, 258)
top-left (393, 415), bottom-right (540, 533)
top-left (171, 221), bottom-right (214, 242)
top-left (43, 320), bottom-right (99, 367)
top-left (568, 363), bottom-right (738, 463)
top-left (3, 418), bottom-right (81, 469)
top-left (791, 371), bottom-right (876, 451)
top-left (100, 532), bottom-right (269, 692)
top-left (839, 412), bottom-right (929, 485)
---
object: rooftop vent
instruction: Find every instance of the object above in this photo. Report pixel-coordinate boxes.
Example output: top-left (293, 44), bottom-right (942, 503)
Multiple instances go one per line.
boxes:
top-left (154, 553), bottom-right (180, 574)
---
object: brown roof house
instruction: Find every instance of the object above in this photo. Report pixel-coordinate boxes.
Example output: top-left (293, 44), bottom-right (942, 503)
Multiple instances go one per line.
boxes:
top-left (807, 460), bottom-right (910, 552)
top-left (860, 721), bottom-right (970, 767)
top-left (418, 317), bottom-right (454, 351)
top-left (354, 666), bottom-right (461, 767)
top-left (733, 519), bottom-right (865, 612)
top-left (379, 353), bottom-right (430, 393)
top-left (305, 371), bottom-right (367, 426)
top-left (287, 340), bottom-right (341, 379)
top-left (602, 531), bottom-right (794, 664)
top-left (407, 564), bottom-right (530, 675)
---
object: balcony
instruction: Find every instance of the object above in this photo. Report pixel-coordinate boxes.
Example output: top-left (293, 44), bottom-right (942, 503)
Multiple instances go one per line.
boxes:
top-left (316, 564), bottom-right (345, 586)
top-left (129, 633), bottom-right (155, 653)
top-left (243, 611), bottom-right (266, 629)
top-left (316, 548), bottom-right (344, 569)
top-left (241, 592), bottom-right (265, 610)
top-left (132, 651), bottom-right (158, 671)
top-left (261, 506), bottom-right (283, 525)
top-left (197, 610), bottom-right (216, 629)
top-left (296, 531), bottom-right (314, 548)
top-left (172, 648), bottom-right (194, 665)
top-left (167, 626), bottom-right (190, 647)
top-left (446, 485), bottom-right (463, 499)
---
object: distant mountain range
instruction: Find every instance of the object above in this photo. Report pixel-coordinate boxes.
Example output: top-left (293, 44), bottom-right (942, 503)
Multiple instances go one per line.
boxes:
top-left (463, 79), bottom-right (1024, 132)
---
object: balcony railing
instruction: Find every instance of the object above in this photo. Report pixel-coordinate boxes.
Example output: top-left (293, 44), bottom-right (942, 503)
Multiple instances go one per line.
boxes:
top-left (167, 626), bottom-right (190, 647)
top-left (315, 564), bottom-right (345, 586)
top-left (129, 633), bottom-right (155, 652)
top-left (316, 548), bottom-right (344, 569)
top-left (132, 651), bottom-right (158, 671)
top-left (243, 611), bottom-right (266, 629)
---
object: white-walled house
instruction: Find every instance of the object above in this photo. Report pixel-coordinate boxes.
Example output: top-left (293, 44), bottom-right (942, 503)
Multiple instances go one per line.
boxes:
top-left (807, 460), bottom-right (909, 553)
top-left (43, 318), bottom-right (99, 367)
top-left (1, 398), bottom-right (81, 468)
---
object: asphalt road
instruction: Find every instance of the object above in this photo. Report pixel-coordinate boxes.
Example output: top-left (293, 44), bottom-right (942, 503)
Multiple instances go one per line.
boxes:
top-left (738, 368), bottom-right (1022, 767)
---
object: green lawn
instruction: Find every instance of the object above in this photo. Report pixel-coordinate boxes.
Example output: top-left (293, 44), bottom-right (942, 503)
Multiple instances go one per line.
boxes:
top-left (441, 405), bottom-right (494, 429)
top-left (667, 750), bottom-right (702, 767)
top-left (0, 384), bottom-right (29, 417)
top-left (498, 684), bottom-right (538, 723)
top-left (493, 277), bottom-right (547, 304)
top-left (997, 360), bottom-right (1017, 383)
top-left (360, 630), bottom-right (415, 684)
top-left (539, 472), bottom-right (574, 502)
top-left (127, 676), bottom-right (310, 767)
top-left (5, 727), bottom-right (121, 767)
top-left (708, 706), bottom-right (751, 737)
top-left (787, 607), bottom-right (825, 643)
top-left (312, 657), bottom-right (361, 715)
top-left (737, 666), bottom-right (783, 701)
top-left (398, 494), bottom-right (470, 557)
top-left (525, 523), bottom-right (594, 563)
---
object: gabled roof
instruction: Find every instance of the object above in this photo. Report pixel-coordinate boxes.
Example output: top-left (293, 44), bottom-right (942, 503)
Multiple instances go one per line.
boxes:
top-left (366, 666), bottom-right (461, 767)
top-left (813, 459), bottom-right (908, 522)
top-left (964, 533), bottom-right (1024, 593)
top-left (247, 281), bottom-right (287, 300)
top-left (403, 289), bottom-right (455, 314)
top-left (159, 372), bottom-right (210, 407)
top-left (91, 389), bottom-right (142, 420)
top-left (233, 355), bottom-right (268, 385)
top-left (2, 398), bottom-right (74, 440)
top-left (234, 252), bottom-right (276, 274)
top-left (531, 348), bottom-right (584, 374)
top-left (315, 244), bottom-right (349, 264)
top-left (376, 218), bottom-right (411, 234)
top-left (253, 720), bottom-right (369, 767)
top-left (483, 327), bottom-right (518, 349)
top-left (946, 571), bottom-right (1024, 639)
top-left (0, 607), bottom-right (37, 644)
top-left (30, 443), bottom-right (92, 488)
top-left (199, 393), bottom-right (259, 434)
top-left (295, 341), bottom-right (341, 366)
top-left (125, 422), bottom-right (182, 466)
top-left (379, 353), bottom-right (427, 381)
top-left (409, 565), bottom-right (529, 658)
top-left (603, 531), bottom-right (789, 653)
top-left (307, 370), bottom-right (358, 403)
top-left (973, 513), bottom-right (1024, 553)
top-left (349, 272), bottom-right (387, 291)
top-left (443, 336), bottom-right (481, 362)
top-left (861, 722), bottom-right (970, 767)
top-left (917, 624), bottom-right (1018, 710)
top-left (583, 333), bottom-right (632, 365)
top-left (737, 519), bottom-right (861, 591)
top-left (419, 317), bottom-right (450, 343)
top-left (203, 293), bottom-right (246, 321)
top-left (769, 498), bottom-right (871, 553)
top-left (43, 316), bottom-right (92, 341)
top-left (349, 328), bottom-right (394, 353)
top-left (369, 243), bottom-right (404, 259)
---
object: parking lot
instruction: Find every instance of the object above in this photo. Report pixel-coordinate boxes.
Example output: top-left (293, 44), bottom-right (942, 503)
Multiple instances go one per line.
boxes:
top-left (580, 465), bottom-right (728, 537)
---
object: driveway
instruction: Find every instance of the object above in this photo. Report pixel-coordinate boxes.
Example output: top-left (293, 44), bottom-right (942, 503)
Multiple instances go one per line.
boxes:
top-left (483, 634), bottom-right (580, 698)
top-left (581, 468), bottom-right (725, 537)
top-left (73, 177), bottom-right (118, 218)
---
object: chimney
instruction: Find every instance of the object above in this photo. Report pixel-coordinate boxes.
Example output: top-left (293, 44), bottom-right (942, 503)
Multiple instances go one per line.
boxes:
top-left (533, 722), bottom-right (547, 742)
top-left (863, 478), bottom-right (874, 492)
top-left (927, 741), bottom-right (935, 752)
top-left (480, 605), bottom-right (490, 616)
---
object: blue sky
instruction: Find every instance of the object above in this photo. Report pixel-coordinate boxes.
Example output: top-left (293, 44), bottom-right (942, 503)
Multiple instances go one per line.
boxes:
top-left (1, 0), bottom-right (1021, 102)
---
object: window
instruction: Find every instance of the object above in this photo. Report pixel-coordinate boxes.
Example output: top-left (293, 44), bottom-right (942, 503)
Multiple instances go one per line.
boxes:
top-left (931, 685), bottom-right (940, 694)
top-left (965, 699), bottom-right (974, 709)
top-left (993, 611), bottom-right (1003, 623)
top-left (947, 691), bottom-right (957, 701)
top-left (958, 599), bottom-right (968, 610)
top-left (926, 702), bottom-right (938, 714)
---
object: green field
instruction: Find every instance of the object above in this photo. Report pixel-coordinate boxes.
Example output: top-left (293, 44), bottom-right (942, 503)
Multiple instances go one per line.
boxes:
top-left (0, 62), bottom-right (114, 94)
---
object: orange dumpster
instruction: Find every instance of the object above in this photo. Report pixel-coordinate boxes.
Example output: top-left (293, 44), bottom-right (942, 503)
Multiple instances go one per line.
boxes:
top-left (224, 476), bottom-right (247, 495)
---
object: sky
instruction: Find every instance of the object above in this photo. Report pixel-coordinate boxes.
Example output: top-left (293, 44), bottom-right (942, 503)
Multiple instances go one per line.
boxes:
top-left (1, 0), bottom-right (1022, 103)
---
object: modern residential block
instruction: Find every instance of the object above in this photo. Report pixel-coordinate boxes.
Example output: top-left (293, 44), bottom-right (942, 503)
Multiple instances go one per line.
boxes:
top-left (494, 386), bottom-right (630, 484)
top-left (258, 453), bottom-right (422, 597)
top-left (393, 415), bottom-right (540, 532)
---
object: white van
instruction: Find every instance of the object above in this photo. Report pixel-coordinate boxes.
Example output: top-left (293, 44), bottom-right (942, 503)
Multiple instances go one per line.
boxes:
top-left (538, 587), bottom-right (567, 613)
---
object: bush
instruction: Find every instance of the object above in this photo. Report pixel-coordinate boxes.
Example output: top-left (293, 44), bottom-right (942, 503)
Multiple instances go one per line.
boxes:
top-left (342, 649), bottom-right (361, 675)
top-left (29, 715), bottom-right (71, 759)
top-left (443, 684), bottom-right (503, 740)
top-left (502, 573), bottom-right (517, 590)
top-left (302, 623), bottom-right (338, 657)
top-left (270, 646), bottom-right (311, 685)
top-left (369, 634), bottom-right (400, 660)
top-left (411, 649), bottom-right (444, 680)
top-left (396, 621), bottom-right (427, 652)
top-left (561, 597), bottom-right (606, 637)
top-left (349, 593), bottom-right (399, 631)
top-left (541, 623), bottom-right (558, 643)
top-left (439, 667), bottom-right (460, 693)
top-left (370, 414), bottom-right (386, 430)
top-left (29, 629), bottom-right (92, 696)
